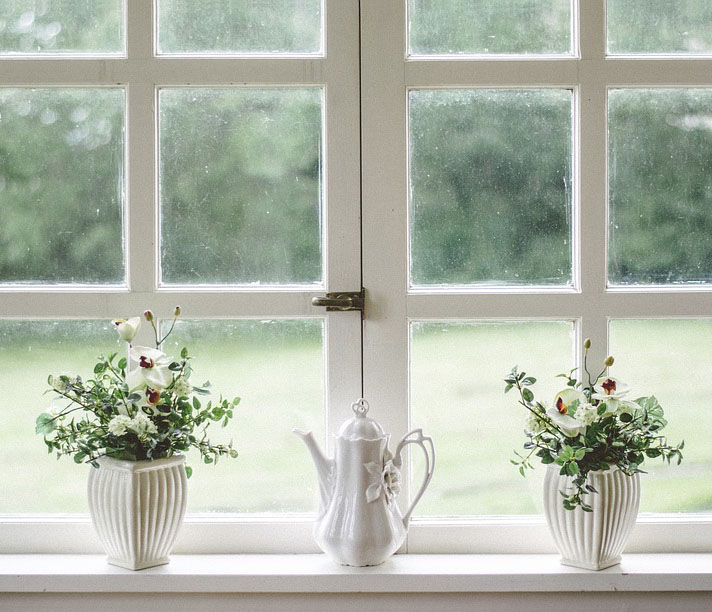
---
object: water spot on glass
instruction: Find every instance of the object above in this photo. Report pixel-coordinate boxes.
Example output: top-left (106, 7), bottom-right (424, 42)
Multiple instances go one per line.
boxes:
top-left (40, 108), bottom-right (57, 125)
top-left (16, 11), bottom-right (35, 33)
top-left (13, 99), bottom-right (32, 117)
top-left (71, 107), bottom-right (89, 123)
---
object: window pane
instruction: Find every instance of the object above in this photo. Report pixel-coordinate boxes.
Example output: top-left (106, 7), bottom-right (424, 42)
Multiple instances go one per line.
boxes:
top-left (0, 88), bottom-right (125, 284)
top-left (159, 88), bottom-right (323, 286)
top-left (157, 0), bottom-right (322, 55)
top-left (0, 320), bottom-right (121, 513)
top-left (609, 89), bottom-right (712, 286)
top-left (608, 0), bottom-right (712, 55)
top-left (162, 319), bottom-right (324, 513)
top-left (609, 320), bottom-right (712, 512)
top-left (0, 0), bottom-right (124, 55)
top-left (410, 321), bottom-right (574, 515)
top-left (409, 89), bottom-right (573, 287)
top-left (408, 0), bottom-right (572, 56)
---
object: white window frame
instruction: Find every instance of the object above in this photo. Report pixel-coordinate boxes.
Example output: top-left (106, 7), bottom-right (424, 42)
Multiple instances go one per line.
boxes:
top-left (361, 0), bottom-right (712, 554)
top-left (2, 0), bottom-right (712, 555)
top-left (0, 0), bottom-right (362, 554)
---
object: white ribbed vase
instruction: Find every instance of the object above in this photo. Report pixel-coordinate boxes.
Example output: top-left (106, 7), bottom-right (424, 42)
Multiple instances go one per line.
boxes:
top-left (543, 465), bottom-right (640, 571)
top-left (88, 455), bottom-right (188, 570)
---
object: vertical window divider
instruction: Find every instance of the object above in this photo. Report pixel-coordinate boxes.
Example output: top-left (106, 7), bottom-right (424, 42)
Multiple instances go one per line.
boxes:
top-left (126, 0), bottom-right (157, 294)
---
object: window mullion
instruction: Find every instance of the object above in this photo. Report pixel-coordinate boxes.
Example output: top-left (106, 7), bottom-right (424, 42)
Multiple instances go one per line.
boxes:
top-left (360, 0), bottom-right (411, 504)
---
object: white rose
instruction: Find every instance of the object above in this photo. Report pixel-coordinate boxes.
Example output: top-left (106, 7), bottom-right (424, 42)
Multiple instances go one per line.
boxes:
top-left (126, 346), bottom-right (172, 391)
top-left (49, 375), bottom-right (70, 394)
top-left (129, 413), bottom-right (158, 441)
top-left (112, 317), bottom-right (141, 344)
top-left (524, 412), bottom-right (545, 435)
top-left (577, 402), bottom-right (599, 426)
top-left (173, 378), bottom-right (193, 397)
top-left (108, 415), bottom-right (132, 437)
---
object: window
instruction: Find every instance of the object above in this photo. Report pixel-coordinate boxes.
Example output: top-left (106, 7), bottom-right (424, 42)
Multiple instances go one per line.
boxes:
top-left (1, 0), bottom-right (711, 554)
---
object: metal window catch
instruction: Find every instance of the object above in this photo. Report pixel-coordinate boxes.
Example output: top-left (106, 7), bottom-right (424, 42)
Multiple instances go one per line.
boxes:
top-left (312, 289), bottom-right (365, 313)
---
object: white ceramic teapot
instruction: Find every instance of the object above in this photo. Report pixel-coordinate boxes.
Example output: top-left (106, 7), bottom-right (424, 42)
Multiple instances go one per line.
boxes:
top-left (294, 398), bottom-right (435, 566)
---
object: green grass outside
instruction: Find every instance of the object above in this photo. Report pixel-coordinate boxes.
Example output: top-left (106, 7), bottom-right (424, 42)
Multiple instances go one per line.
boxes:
top-left (0, 318), bottom-right (710, 515)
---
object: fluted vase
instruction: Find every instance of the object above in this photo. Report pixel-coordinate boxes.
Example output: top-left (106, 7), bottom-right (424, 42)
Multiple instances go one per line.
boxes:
top-left (543, 464), bottom-right (640, 570)
top-left (88, 455), bottom-right (188, 570)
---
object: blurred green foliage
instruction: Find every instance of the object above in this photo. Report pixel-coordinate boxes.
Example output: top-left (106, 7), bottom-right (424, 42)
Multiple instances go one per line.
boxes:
top-left (409, 0), bottom-right (571, 55)
top-left (1, 2), bottom-right (712, 287)
top-left (0, 0), bottom-right (123, 53)
top-left (410, 89), bottom-right (572, 286)
top-left (159, 88), bottom-right (323, 285)
top-left (157, 0), bottom-right (322, 54)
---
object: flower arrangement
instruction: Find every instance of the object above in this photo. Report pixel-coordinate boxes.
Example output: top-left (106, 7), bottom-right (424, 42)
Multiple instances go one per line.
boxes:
top-left (36, 308), bottom-right (239, 477)
top-left (504, 339), bottom-right (683, 511)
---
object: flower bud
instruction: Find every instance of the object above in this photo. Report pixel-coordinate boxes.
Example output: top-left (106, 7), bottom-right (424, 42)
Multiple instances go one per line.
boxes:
top-left (173, 305), bottom-right (182, 317)
top-left (604, 355), bottom-right (615, 367)
top-left (143, 309), bottom-right (154, 322)
top-left (583, 338), bottom-right (591, 350)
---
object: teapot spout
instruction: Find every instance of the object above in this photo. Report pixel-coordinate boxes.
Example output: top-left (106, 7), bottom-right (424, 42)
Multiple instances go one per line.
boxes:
top-left (293, 429), bottom-right (334, 511)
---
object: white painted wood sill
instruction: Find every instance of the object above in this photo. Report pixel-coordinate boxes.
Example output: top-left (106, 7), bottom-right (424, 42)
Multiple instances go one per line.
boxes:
top-left (1, 554), bottom-right (711, 593)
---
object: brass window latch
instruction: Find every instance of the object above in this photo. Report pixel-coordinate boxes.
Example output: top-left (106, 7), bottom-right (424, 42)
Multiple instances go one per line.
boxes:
top-left (312, 288), bottom-right (365, 313)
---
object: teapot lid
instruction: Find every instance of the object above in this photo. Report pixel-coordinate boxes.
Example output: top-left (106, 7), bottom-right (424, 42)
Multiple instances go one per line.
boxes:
top-left (337, 399), bottom-right (386, 440)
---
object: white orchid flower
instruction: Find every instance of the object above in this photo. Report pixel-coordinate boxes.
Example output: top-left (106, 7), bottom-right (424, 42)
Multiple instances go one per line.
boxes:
top-left (546, 388), bottom-right (587, 438)
top-left (126, 346), bottom-right (173, 391)
top-left (592, 376), bottom-right (631, 416)
top-left (135, 387), bottom-right (163, 415)
top-left (112, 317), bottom-right (141, 344)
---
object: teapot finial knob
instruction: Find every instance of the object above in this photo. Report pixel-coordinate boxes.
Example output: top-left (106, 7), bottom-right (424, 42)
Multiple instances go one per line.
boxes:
top-left (351, 398), bottom-right (370, 418)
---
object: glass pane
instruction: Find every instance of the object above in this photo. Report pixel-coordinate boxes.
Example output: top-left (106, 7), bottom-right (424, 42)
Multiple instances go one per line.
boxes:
top-left (410, 321), bottom-right (574, 515)
top-left (159, 88), bottom-right (323, 286)
top-left (609, 89), bottom-right (712, 285)
top-left (409, 89), bottom-right (573, 287)
top-left (609, 320), bottom-right (712, 512)
top-left (0, 88), bottom-right (125, 284)
top-left (157, 0), bottom-right (323, 55)
top-left (408, 0), bottom-right (572, 56)
top-left (0, 0), bottom-right (124, 55)
top-left (608, 0), bottom-right (712, 55)
top-left (0, 320), bottom-right (122, 513)
top-left (162, 319), bottom-right (324, 513)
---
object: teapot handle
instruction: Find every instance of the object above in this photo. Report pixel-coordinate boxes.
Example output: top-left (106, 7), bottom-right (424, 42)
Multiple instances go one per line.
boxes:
top-left (393, 429), bottom-right (435, 527)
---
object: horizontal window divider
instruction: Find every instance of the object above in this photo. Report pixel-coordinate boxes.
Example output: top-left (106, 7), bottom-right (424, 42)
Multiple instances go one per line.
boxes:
top-left (0, 291), bottom-right (330, 318)
top-left (406, 292), bottom-right (712, 319)
top-left (0, 58), bottom-right (331, 86)
top-left (404, 58), bottom-right (712, 88)
top-left (405, 60), bottom-right (581, 87)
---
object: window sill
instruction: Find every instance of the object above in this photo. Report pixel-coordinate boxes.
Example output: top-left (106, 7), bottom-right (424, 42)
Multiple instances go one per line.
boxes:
top-left (1, 554), bottom-right (711, 594)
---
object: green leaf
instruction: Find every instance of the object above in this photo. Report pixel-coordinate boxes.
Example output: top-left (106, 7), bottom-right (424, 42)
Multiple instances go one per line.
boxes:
top-left (504, 383), bottom-right (513, 394)
top-left (193, 397), bottom-right (201, 410)
top-left (567, 462), bottom-right (579, 476)
top-left (94, 362), bottom-right (105, 374)
top-left (181, 347), bottom-right (189, 359)
top-left (185, 465), bottom-right (193, 478)
top-left (168, 362), bottom-right (182, 372)
top-left (574, 448), bottom-right (586, 460)
top-left (522, 388), bottom-right (534, 402)
top-left (117, 357), bottom-right (127, 370)
top-left (522, 377), bottom-right (536, 385)
top-left (35, 413), bottom-right (57, 435)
